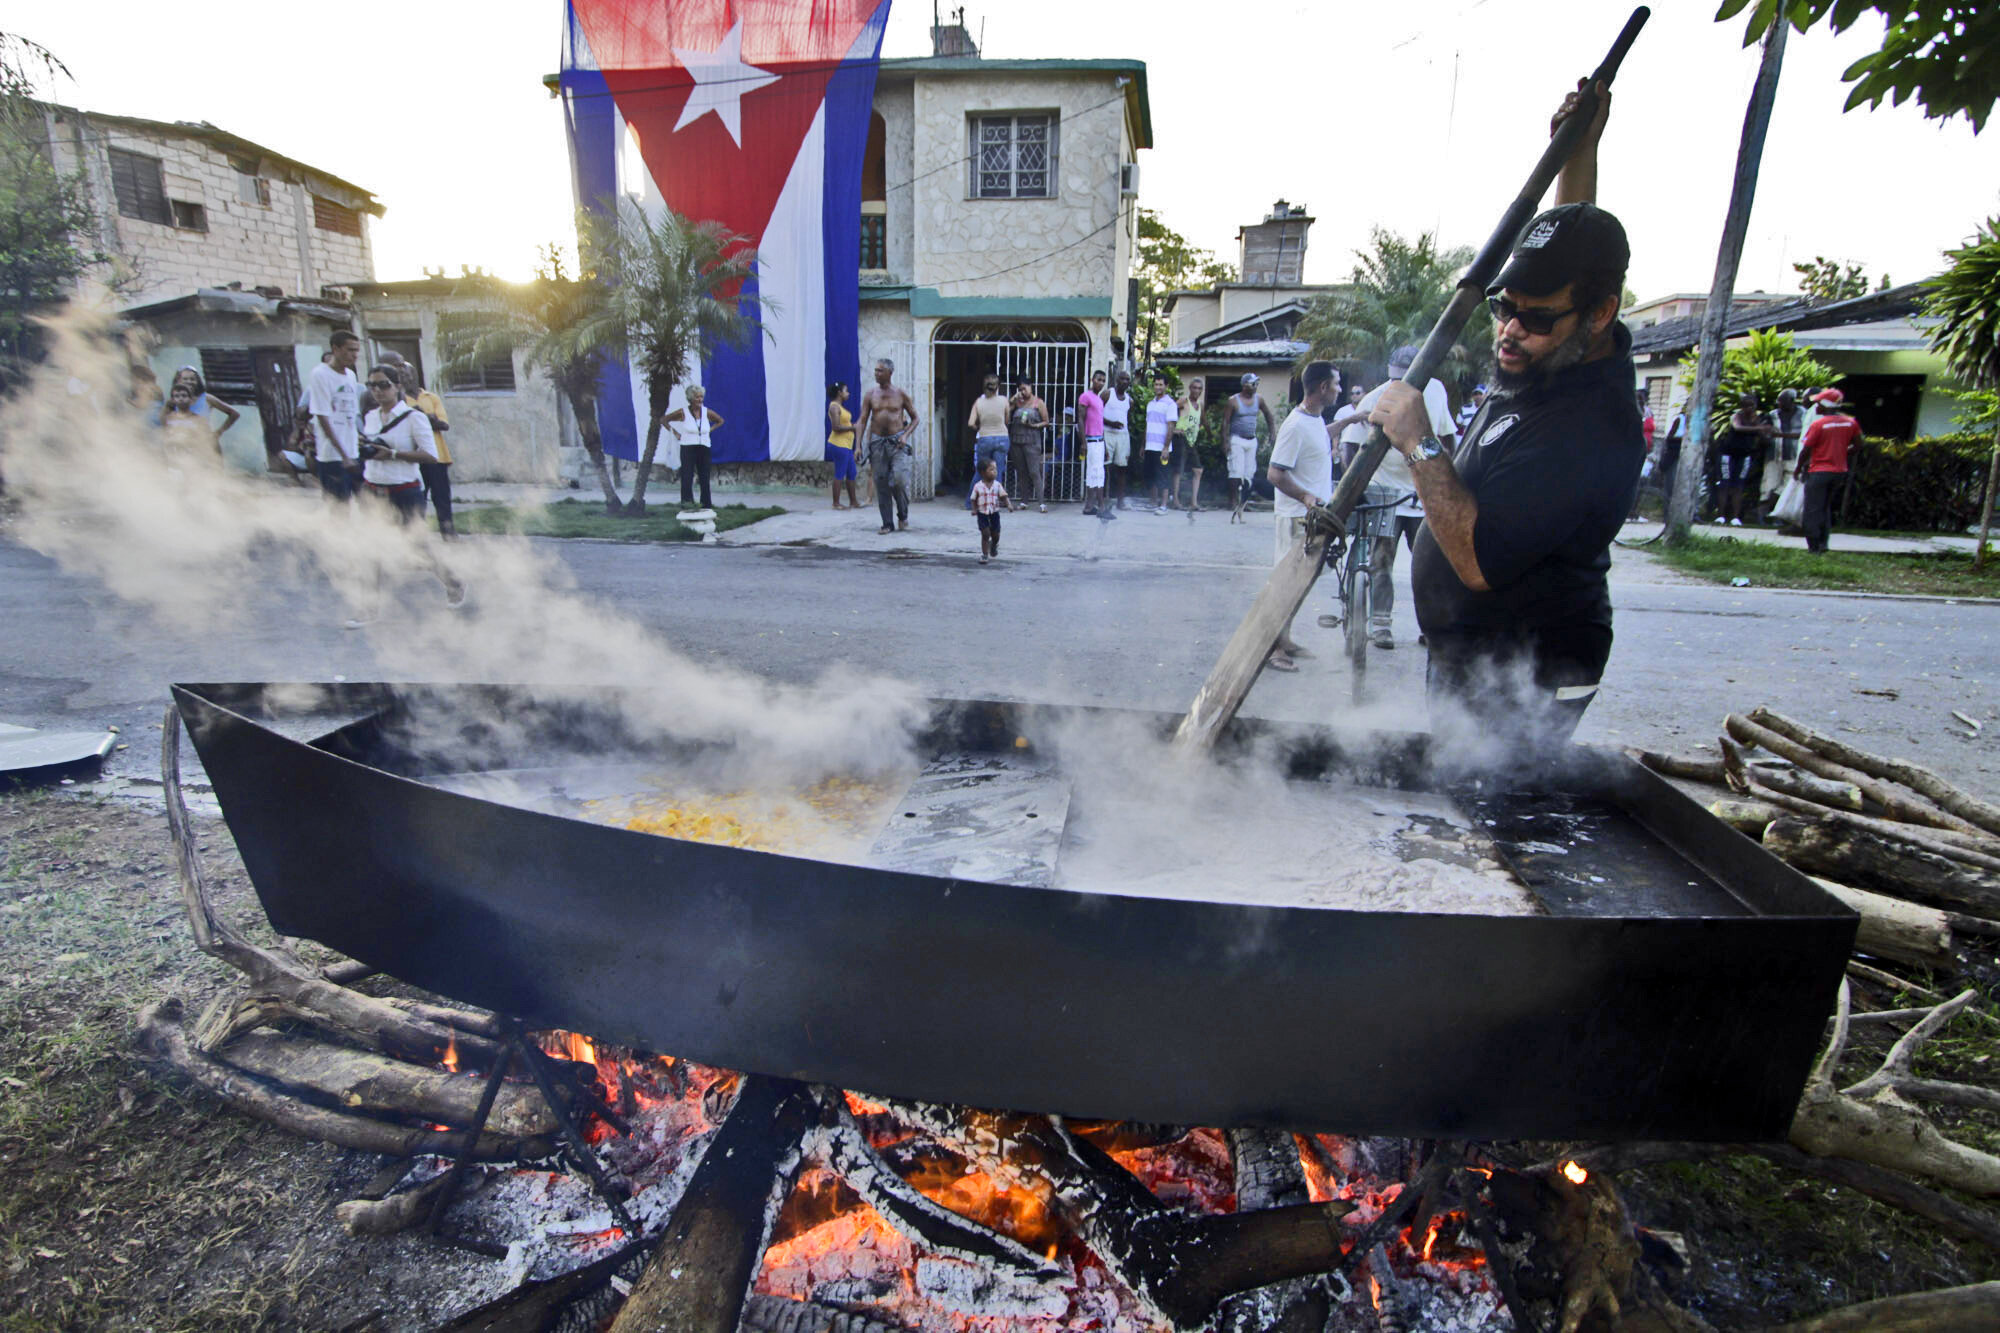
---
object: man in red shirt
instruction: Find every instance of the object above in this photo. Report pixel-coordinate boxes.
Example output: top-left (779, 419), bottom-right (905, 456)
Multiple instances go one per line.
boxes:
top-left (1796, 388), bottom-right (1860, 553)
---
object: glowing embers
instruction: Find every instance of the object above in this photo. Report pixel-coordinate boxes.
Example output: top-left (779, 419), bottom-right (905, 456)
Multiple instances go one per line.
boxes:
top-left (590, 773), bottom-right (904, 856)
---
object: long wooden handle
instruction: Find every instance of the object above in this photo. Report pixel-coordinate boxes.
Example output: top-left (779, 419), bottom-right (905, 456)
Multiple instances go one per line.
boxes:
top-left (1174, 8), bottom-right (1651, 753)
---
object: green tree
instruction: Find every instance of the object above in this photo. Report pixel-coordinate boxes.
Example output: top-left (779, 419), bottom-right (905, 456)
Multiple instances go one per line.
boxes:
top-left (437, 241), bottom-right (627, 515)
top-left (1792, 255), bottom-right (1872, 303)
top-left (0, 35), bottom-right (106, 392)
top-left (1131, 208), bottom-right (1235, 363)
top-left (1924, 215), bottom-right (2000, 564)
top-left (1294, 228), bottom-right (1491, 397)
top-left (591, 202), bottom-right (763, 516)
top-left (1676, 327), bottom-right (1838, 433)
top-left (1718, 0), bottom-right (2000, 132)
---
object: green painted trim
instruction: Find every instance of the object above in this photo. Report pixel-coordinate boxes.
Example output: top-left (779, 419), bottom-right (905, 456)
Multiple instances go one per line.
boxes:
top-left (908, 290), bottom-right (1111, 318)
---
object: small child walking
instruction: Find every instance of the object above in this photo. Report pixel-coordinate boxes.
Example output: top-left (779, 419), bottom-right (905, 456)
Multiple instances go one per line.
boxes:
top-left (970, 459), bottom-right (1015, 564)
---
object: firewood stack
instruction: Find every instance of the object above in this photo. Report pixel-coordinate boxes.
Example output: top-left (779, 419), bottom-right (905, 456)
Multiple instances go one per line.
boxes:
top-left (1631, 710), bottom-right (2000, 1282)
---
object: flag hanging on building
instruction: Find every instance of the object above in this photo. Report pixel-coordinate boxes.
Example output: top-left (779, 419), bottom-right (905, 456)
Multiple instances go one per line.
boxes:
top-left (561, 0), bottom-right (891, 464)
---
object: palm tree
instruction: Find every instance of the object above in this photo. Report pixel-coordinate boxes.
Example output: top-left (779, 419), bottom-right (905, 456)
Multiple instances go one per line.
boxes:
top-left (592, 202), bottom-right (763, 516)
top-left (437, 243), bottom-right (627, 514)
top-left (1925, 216), bottom-right (2000, 566)
top-left (1293, 228), bottom-right (1493, 396)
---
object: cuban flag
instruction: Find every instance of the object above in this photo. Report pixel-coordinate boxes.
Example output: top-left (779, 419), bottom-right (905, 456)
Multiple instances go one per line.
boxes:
top-left (561, 0), bottom-right (892, 463)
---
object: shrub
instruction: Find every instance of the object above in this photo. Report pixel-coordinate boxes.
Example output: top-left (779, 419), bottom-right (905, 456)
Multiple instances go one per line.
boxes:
top-left (1842, 434), bottom-right (1990, 531)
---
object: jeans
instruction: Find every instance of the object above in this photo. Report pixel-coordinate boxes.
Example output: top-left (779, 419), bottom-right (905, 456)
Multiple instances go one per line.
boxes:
top-left (1803, 471), bottom-right (1845, 552)
top-left (871, 437), bottom-right (911, 528)
top-left (679, 445), bottom-right (712, 508)
top-left (318, 460), bottom-right (358, 501)
top-left (419, 460), bottom-right (453, 533)
top-left (970, 436), bottom-right (1008, 506)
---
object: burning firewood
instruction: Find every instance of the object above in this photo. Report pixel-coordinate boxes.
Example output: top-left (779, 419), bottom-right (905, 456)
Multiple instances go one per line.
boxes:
top-left (609, 1075), bottom-right (821, 1333)
top-left (134, 999), bottom-right (551, 1161)
top-left (884, 1099), bottom-right (1357, 1330)
top-left (1481, 1160), bottom-right (1711, 1333)
top-left (210, 1029), bottom-right (559, 1140)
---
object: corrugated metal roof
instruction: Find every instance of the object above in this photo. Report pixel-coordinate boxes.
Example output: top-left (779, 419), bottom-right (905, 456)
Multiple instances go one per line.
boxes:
top-left (1628, 282), bottom-right (1929, 357)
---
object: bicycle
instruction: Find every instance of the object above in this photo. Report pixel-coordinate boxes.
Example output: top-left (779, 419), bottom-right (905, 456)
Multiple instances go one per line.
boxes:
top-left (1319, 491), bottom-right (1410, 702)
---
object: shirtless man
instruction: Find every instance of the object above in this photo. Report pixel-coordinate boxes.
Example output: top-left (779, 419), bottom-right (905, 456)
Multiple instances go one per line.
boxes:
top-left (861, 357), bottom-right (919, 533)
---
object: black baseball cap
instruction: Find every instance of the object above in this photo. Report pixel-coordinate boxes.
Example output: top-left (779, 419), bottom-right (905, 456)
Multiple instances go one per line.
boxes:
top-left (1488, 202), bottom-right (1630, 298)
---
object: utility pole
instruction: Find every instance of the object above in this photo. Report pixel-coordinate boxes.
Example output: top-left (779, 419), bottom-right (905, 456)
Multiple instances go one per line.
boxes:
top-left (1667, 19), bottom-right (1788, 545)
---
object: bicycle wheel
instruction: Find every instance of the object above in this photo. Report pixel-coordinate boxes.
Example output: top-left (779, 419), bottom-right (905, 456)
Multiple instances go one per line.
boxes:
top-left (1344, 556), bottom-right (1371, 700)
top-left (1614, 483), bottom-right (1669, 547)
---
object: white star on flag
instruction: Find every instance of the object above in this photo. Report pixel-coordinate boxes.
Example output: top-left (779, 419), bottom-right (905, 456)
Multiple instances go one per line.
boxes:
top-left (672, 20), bottom-right (779, 147)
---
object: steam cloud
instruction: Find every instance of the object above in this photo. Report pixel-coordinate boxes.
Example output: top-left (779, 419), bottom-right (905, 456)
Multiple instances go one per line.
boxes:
top-left (1, 306), bottom-right (927, 781)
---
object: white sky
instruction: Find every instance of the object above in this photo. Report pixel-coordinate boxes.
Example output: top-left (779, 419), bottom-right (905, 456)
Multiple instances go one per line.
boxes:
top-left (16, 0), bottom-right (2000, 300)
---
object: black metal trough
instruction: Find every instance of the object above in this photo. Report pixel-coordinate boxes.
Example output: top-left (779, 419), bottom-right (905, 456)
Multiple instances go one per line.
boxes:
top-left (171, 680), bottom-right (1855, 1142)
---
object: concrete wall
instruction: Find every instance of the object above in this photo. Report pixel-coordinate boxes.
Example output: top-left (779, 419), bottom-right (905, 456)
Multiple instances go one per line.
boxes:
top-left (351, 294), bottom-right (572, 485)
top-left (43, 108), bottom-right (373, 307)
top-left (901, 71), bottom-right (1128, 308)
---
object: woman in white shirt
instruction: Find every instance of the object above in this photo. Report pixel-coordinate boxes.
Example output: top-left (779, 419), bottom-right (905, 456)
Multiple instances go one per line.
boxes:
top-left (358, 366), bottom-right (439, 523)
top-left (663, 385), bottom-right (724, 509)
top-left (345, 366), bottom-right (464, 627)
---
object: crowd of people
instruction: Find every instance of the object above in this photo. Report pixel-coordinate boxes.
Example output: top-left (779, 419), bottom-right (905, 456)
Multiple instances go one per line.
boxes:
top-left (1649, 383), bottom-right (1859, 549)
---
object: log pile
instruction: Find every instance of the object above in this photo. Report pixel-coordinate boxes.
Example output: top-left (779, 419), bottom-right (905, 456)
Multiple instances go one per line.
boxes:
top-left (143, 710), bottom-right (577, 1239)
top-left (1621, 710), bottom-right (2000, 1327)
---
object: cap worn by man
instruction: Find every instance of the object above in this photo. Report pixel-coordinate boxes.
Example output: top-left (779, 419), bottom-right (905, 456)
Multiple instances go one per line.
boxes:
top-left (1488, 202), bottom-right (1631, 299)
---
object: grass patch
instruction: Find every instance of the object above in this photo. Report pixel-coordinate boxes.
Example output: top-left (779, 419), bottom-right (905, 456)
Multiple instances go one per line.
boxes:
top-left (1652, 533), bottom-right (2000, 597)
top-left (455, 498), bottom-right (784, 542)
top-left (0, 792), bottom-right (445, 1329)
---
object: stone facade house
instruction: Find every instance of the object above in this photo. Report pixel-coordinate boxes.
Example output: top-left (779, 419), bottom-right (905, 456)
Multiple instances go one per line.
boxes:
top-left (36, 103), bottom-right (383, 468)
top-left (857, 42), bottom-right (1152, 499)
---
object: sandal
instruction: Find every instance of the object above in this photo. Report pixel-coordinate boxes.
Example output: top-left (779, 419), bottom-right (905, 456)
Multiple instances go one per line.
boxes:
top-left (1317, 614), bottom-right (1342, 629)
top-left (1265, 653), bottom-right (1299, 673)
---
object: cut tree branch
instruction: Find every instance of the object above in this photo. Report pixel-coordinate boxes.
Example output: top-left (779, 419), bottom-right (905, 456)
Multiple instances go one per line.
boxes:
top-left (1752, 708), bottom-right (2000, 838)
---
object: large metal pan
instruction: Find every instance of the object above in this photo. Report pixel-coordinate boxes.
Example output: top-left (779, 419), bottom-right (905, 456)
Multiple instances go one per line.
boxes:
top-left (172, 681), bottom-right (1854, 1141)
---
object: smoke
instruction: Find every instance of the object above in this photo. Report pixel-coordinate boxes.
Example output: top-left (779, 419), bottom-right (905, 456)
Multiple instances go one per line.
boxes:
top-left (2, 306), bottom-right (927, 781)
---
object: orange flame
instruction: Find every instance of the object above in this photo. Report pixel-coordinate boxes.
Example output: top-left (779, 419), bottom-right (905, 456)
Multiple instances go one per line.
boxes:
top-left (440, 1032), bottom-right (460, 1074)
top-left (1561, 1160), bottom-right (1589, 1186)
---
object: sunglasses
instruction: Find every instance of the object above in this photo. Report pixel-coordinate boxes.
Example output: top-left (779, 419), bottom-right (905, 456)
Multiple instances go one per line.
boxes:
top-left (1488, 295), bottom-right (1577, 336)
top-left (366, 379), bottom-right (397, 389)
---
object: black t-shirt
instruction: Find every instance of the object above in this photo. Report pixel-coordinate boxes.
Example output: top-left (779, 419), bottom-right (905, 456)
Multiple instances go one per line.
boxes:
top-left (1410, 323), bottom-right (1646, 679)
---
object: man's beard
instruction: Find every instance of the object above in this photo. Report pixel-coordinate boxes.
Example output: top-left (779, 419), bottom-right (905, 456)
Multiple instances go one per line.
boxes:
top-left (1491, 317), bottom-right (1595, 392)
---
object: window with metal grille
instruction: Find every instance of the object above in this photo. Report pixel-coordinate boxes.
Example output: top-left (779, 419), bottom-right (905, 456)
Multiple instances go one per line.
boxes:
top-left (197, 348), bottom-right (259, 405)
top-left (436, 314), bottom-right (516, 393)
top-left (969, 113), bottom-right (1056, 200)
top-left (108, 148), bottom-right (171, 225)
top-left (313, 195), bottom-right (362, 237)
top-left (171, 199), bottom-right (208, 232)
top-left (859, 214), bottom-right (887, 270)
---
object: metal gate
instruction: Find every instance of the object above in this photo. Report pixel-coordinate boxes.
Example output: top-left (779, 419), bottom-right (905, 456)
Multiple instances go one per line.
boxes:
top-left (932, 338), bottom-right (1093, 503)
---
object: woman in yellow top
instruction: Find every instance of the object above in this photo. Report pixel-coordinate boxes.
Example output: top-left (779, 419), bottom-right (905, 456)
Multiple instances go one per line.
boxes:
top-left (826, 381), bottom-right (859, 510)
top-left (1173, 377), bottom-right (1205, 513)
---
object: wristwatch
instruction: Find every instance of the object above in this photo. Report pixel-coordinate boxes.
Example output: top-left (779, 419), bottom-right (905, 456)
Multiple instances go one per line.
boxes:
top-left (1409, 433), bottom-right (1447, 463)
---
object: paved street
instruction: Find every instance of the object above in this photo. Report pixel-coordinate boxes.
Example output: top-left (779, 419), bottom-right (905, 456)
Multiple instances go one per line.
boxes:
top-left (3, 493), bottom-right (1997, 800)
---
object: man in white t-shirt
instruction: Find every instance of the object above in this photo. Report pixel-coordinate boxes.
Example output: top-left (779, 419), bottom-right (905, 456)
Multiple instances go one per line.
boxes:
top-left (1329, 344), bottom-right (1457, 649)
top-left (308, 330), bottom-right (363, 501)
top-left (1142, 373), bottom-right (1177, 512)
top-left (1263, 360), bottom-right (1343, 673)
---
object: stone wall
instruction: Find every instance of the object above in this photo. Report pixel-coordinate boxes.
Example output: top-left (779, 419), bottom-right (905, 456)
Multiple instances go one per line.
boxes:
top-left (904, 71), bottom-right (1126, 308)
top-left (43, 108), bottom-right (374, 307)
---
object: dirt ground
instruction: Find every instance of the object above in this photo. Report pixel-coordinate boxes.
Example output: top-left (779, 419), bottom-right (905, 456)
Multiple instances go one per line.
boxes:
top-left (3, 789), bottom-right (1999, 1331)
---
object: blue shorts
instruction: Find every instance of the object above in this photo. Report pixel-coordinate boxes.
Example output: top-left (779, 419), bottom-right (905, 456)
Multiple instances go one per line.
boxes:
top-left (830, 446), bottom-right (857, 481)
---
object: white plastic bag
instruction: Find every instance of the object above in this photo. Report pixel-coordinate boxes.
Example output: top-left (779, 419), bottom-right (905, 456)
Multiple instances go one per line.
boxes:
top-left (1772, 475), bottom-right (1805, 524)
